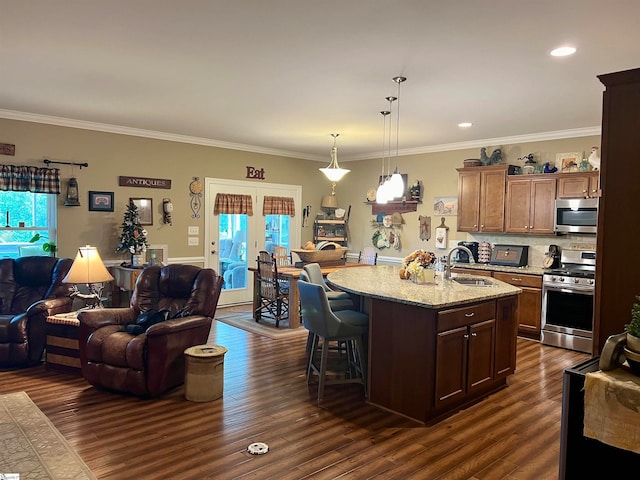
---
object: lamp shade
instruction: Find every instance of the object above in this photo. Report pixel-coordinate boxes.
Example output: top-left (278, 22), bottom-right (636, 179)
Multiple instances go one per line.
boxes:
top-left (319, 134), bottom-right (350, 182)
top-left (63, 245), bottom-right (114, 284)
top-left (321, 195), bottom-right (339, 209)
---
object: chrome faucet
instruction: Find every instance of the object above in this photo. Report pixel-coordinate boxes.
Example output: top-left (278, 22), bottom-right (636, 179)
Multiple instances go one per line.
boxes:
top-left (444, 245), bottom-right (475, 280)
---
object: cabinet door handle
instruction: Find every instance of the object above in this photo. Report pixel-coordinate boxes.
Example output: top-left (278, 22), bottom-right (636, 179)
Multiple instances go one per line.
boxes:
top-left (480, 224), bottom-right (484, 228)
top-left (471, 332), bottom-right (477, 337)
top-left (511, 278), bottom-right (521, 282)
top-left (524, 225), bottom-right (528, 229)
top-left (529, 225), bottom-right (533, 229)
top-left (465, 312), bottom-right (475, 317)
top-left (463, 333), bottom-right (469, 339)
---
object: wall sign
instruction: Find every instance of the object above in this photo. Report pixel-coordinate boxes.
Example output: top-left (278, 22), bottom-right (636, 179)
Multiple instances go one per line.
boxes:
top-left (0, 143), bottom-right (15, 156)
top-left (246, 166), bottom-right (265, 180)
top-left (119, 176), bottom-right (171, 189)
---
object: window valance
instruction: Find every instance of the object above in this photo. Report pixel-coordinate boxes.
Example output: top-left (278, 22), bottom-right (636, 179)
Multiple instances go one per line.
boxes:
top-left (214, 194), bottom-right (253, 215)
top-left (263, 196), bottom-right (295, 216)
top-left (0, 165), bottom-right (61, 194)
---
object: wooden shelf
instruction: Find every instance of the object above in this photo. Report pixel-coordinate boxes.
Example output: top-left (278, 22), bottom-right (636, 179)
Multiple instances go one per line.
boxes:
top-left (366, 200), bottom-right (420, 215)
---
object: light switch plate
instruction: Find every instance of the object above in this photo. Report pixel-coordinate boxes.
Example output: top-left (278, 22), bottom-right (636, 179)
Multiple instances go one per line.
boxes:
top-left (188, 226), bottom-right (199, 235)
top-left (188, 237), bottom-right (199, 246)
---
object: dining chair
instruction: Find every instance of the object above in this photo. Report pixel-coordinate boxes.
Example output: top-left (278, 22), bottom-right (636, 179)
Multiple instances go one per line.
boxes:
top-left (273, 246), bottom-right (292, 266)
top-left (255, 250), bottom-right (289, 327)
top-left (358, 246), bottom-right (378, 265)
top-left (297, 279), bottom-right (369, 402)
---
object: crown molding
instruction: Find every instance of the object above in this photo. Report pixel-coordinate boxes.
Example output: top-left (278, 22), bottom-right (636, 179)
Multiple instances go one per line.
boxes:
top-left (0, 108), bottom-right (599, 163)
top-left (0, 109), bottom-right (322, 161)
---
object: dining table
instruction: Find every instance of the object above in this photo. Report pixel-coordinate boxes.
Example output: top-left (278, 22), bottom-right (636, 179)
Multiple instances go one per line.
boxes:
top-left (249, 262), bottom-right (368, 329)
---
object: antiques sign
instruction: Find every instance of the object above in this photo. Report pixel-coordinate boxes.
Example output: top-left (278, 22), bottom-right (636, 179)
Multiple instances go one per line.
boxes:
top-left (119, 176), bottom-right (171, 189)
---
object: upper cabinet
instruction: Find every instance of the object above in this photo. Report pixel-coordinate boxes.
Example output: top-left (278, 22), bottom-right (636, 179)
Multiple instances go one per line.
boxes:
top-left (556, 171), bottom-right (600, 198)
top-left (505, 176), bottom-right (556, 234)
top-left (457, 165), bottom-right (517, 233)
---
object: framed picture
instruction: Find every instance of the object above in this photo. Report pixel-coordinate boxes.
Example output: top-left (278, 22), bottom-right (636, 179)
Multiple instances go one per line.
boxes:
top-left (557, 152), bottom-right (582, 173)
top-left (88, 191), bottom-right (114, 212)
top-left (433, 196), bottom-right (458, 216)
top-left (130, 198), bottom-right (153, 225)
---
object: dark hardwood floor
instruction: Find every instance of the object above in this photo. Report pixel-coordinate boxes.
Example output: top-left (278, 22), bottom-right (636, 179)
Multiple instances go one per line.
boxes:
top-left (0, 316), bottom-right (588, 479)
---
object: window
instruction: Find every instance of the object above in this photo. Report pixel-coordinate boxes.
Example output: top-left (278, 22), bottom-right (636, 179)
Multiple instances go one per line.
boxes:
top-left (0, 191), bottom-right (57, 258)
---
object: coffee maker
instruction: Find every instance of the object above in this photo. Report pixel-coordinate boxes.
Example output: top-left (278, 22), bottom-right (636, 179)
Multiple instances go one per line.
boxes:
top-left (457, 241), bottom-right (479, 263)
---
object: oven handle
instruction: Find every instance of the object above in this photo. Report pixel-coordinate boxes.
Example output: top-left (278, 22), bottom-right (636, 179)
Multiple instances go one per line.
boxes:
top-left (543, 284), bottom-right (594, 294)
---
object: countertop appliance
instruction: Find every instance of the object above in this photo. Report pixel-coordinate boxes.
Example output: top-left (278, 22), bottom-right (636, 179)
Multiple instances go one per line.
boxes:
top-left (489, 244), bottom-right (528, 267)
top-left (456, 241), bottom-right (479, 263)
top-left (554, 197), bottom-right (599, 234)
top-left (541, 249), bottom-right (596, 354)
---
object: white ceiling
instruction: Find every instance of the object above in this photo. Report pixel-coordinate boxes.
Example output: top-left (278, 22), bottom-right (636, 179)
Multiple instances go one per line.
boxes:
top-left (1, 1), bottom-right (638, 161)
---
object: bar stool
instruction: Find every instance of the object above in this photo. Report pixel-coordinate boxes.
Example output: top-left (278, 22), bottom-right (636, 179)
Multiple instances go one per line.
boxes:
top-left (297, 279), bottom-right (369, 402)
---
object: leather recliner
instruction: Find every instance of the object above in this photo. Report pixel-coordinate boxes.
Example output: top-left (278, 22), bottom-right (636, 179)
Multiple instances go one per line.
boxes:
top-left (0, 256), bottom-right (74, 367)
top-left (77, 264), bottom-right (223, 397)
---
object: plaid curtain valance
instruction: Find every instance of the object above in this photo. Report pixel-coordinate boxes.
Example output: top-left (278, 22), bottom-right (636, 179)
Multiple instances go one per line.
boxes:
top-left (263, 196), bottom-right (295, 216)
top-left (213, 193), bottom-right (254, 215)
top-left (0, 164), bottom-right (61, 194)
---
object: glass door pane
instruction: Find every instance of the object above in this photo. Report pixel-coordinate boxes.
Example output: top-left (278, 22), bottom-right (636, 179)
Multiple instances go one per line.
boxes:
top-left (219, 213), bottom-right (248, 292)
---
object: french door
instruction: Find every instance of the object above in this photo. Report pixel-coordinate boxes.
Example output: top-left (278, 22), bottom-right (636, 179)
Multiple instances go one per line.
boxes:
top-left (205, 178), bottom-right (301, 306)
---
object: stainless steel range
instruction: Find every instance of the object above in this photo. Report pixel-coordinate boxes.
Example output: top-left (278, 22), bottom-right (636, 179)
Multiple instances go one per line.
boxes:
top-left (541, 249), bottom-right (596, 354)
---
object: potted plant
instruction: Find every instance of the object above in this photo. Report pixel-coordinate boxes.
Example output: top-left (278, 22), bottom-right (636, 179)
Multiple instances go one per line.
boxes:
top-left (625, 296), bottom-right (640, 353)
top-left (28, 234), bottom-right (57, 257)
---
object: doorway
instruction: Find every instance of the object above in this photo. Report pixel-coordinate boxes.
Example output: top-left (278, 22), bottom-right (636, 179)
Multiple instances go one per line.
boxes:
top-left (205, 178), bottom-right (301, 306)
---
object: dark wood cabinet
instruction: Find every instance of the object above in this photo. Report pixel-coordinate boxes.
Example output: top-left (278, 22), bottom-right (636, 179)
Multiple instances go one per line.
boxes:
top-left (594, 68), bottom-right (640, 354)
top-left (505, 176), bottom-right (556, 234)
top-left (556, 172), bottom-right (600, 199)
top-left (435, 301), bottom-right (496, 410)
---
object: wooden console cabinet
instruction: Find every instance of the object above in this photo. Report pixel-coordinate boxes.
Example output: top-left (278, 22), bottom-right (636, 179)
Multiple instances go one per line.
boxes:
top-left (313, 219), bottom-right (347, 246)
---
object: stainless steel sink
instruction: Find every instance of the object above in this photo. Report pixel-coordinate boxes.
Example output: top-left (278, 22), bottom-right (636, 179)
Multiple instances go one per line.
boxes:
top-left (452, 277), bottom-right (494, 287)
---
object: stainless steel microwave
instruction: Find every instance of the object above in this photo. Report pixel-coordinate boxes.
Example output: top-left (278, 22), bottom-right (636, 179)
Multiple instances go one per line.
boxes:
top-left (554, 198), bottom-right (598, 234)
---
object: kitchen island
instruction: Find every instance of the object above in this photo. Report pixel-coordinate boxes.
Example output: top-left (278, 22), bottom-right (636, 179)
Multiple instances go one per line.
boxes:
top-left (327, 265), bottom-right (521, 425)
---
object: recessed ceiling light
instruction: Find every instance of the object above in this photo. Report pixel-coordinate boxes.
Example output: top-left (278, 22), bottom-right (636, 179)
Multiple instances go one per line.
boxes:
top-left (458, 122), bottom-right (473, 128)
top-left (550, 46), bottom-right (577, 57)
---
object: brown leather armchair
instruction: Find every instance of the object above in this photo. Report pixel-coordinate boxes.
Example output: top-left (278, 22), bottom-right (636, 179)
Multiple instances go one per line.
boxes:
top-left (0, 256), bottom-right (74, 367)
top-left (78, 264), bottom-right (223, 397)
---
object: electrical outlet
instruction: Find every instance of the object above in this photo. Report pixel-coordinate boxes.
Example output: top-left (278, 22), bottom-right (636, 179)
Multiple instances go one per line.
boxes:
top-left (188, 237), bottom-right (199, 246)
top-left (188, 226), bottom-right (199, 235)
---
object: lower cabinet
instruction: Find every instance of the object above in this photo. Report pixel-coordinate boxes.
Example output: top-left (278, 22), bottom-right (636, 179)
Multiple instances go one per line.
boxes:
top-left (493, 272), bottom-right (542, 339)
top-left (434, 300), bottom-right (503, 411)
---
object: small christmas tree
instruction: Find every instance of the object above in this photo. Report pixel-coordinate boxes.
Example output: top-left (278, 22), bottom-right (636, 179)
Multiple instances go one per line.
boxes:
top-left (116, 200), bottom-right (149, 264)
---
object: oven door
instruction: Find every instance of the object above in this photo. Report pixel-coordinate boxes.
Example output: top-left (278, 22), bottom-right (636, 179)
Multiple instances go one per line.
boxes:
top-left (541, 283), bottom-right (594, 338)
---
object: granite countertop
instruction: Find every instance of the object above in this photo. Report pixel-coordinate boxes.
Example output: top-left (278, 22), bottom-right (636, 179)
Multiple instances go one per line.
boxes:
top-left (451, 262), bottom-right (546, 276)
top-left (326, 265), bottom-right (521, 310)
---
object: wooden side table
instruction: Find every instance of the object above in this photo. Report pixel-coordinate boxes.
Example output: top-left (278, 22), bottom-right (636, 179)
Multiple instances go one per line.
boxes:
top-left (109, 266), bottom-right (144, 306)
top-left (46, 312), bottom-right (81, 375)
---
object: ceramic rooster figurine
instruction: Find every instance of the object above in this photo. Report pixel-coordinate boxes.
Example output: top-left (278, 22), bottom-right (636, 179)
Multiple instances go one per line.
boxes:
top-left (480, 147), bottom-right (503, 165)
top-left (543, 162), bottom-right (558, 173)
top-left (588, 146), bottom-right (601, 170)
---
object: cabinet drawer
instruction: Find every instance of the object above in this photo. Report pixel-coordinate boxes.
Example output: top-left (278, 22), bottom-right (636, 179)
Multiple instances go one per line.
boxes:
top-left (493, 272), bottom-right (542, 288)
top-left (437, 301), bottom-right (496, 332)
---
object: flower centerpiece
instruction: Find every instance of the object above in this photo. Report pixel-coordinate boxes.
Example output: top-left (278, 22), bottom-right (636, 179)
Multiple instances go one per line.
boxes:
top-left (116, 200), bottom-right (149, 266)
top-left (399, 249), bottom-right (436, 282)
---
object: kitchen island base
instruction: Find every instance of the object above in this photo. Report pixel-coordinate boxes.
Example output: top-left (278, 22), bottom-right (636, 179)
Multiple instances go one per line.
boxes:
top-left (368, 295), bottom-right (518, 425)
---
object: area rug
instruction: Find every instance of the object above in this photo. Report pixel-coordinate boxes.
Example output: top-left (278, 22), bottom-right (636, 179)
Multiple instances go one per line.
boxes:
top-left (0, 391), bottom-right (97, 479)
top-left (215, 306), bottom-right (306, 340)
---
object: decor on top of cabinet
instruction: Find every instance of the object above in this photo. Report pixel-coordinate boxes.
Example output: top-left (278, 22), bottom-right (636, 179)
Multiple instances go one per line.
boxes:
top-left (557, 152), bottom-right (582, 173)
top-left (518, 153), bottom-right (537, 174)
top-left (543, 162), bottom-right (558, 173)
top-left (479, 147), bottom-right (503, 166)
top-left (624, 296), bottom-right (640, 375)
top-left (588, 146), bottom-right (601, 170)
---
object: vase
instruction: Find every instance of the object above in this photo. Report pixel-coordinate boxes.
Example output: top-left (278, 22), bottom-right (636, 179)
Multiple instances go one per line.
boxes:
top-left (131, 254), bottom-right (145, 268)
top-left (412, 268), bottom-right (435, 284)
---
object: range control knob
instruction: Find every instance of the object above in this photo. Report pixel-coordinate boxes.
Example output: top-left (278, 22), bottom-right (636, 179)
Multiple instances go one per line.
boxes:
top-left (573, 278), bottom-right (580, 284)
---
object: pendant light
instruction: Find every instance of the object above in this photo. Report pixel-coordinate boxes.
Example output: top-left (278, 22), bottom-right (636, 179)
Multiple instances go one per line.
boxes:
top-left (387, 76), bottom-right (406, 198)
top-left (319, 133), bottom-right (350, 183)
top-left (376, 96), bottom-right (396, 203)
top-left (375, 110), bottom-right (391, 204)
